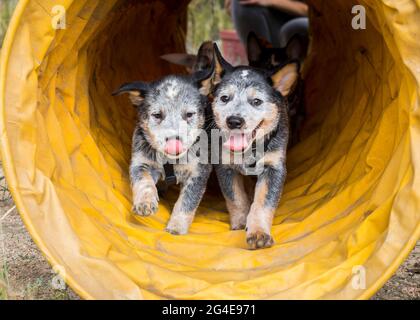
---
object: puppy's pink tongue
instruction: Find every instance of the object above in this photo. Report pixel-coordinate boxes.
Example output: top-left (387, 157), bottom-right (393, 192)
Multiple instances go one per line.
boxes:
top-left (164, 139), bottom-right (184, 155)
top-left (224, 133), bottom-right (249, 152)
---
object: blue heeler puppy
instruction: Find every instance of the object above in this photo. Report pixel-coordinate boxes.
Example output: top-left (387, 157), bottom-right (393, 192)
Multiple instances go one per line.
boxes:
top-left (205, 44), bottom-right (299, 250)
top-left (113, 71), bottom-right (213, 235)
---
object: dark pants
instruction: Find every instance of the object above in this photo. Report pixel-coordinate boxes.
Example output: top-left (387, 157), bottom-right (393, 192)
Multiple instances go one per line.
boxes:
top-left (232, 0), bottom-right (309, 48)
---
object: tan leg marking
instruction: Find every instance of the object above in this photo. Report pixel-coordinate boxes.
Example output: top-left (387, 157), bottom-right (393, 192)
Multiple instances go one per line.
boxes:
top-left (166, 208), bottom-right (195, 235)
top-left (227, 174), bottom-right (251, 230)
top-left (166, 186), bottom-right (196, 235)
top-left (166, 164), bottom-right (205, 235)
top-left (258, 149), bottom-right (285, 168)
top-left (246, 180), bottom-right (274, 249)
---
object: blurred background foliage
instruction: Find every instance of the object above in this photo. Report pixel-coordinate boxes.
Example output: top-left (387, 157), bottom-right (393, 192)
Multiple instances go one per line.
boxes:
top-left (0, 0), bottom-right (18, 47)
top-left (187, 0), bottom-right (233, 52)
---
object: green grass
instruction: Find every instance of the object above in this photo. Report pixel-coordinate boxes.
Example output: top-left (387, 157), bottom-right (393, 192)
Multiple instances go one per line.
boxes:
top-left (0, 287), bottom-right (6, 300)
top-left (24, 278), bottom-right (43, 300)
top-left (0, 0), bottom-right (18, 48)
top-left (0, 256), bottom-right (8, 300)
top-left (0, 281), bottom-right (6, 299)
top-left (187, 0), bottom-right (233, 52)
top-left (0, 223), bottom-right (8, 300)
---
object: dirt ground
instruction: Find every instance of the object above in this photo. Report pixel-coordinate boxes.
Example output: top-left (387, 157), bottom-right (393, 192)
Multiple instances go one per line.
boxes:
top-left (0, 199), bottom-right (79, 300)
top-left (0, 175), bottom-right (418, 300)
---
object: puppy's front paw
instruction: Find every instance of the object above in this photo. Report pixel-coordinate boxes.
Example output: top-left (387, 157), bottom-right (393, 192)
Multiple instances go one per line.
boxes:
top-left (165, 214), bottom-right (192, 235)
top-left (132, 186), bottom-right (159, 217)
top-left (246, 230), bottom-right (273, 250)
top-left (133, 202), bottom-right (158, 216)
top-left (165, 221), bottom-right (189, 235)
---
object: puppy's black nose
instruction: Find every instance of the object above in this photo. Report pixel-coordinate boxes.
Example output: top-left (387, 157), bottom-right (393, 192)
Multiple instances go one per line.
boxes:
top-left (226, 116), bottom-right (245, 129)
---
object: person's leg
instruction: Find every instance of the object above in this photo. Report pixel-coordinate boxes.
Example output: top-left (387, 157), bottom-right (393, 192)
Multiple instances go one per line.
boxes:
top-left (232, 0), bottom-right (293, 48)
top-left (232, 0), bottom-right (272, 46)
top-left (278, 17), bottom-right (309, 47)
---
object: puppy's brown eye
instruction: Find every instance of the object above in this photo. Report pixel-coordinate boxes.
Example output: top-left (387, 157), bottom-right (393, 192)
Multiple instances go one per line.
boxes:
top-left (220, 95), bottom-right (230, 103)
top-left (251, 98), bottom-right (263, 107)
top-left (152, 112), bottom-right (163, 120)
top-left (186, 112), bottom-right (196, 119)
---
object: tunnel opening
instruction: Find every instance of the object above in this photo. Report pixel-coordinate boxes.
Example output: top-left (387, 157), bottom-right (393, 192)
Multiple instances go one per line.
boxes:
top-left (86, 0), bottom-right (398, 213)
top-left (1, 0), bottom-right (418, 299)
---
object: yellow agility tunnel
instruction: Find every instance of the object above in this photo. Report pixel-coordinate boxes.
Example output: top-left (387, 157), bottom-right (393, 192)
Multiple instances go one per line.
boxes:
top-left (1, 0), bottom-right (419, 299)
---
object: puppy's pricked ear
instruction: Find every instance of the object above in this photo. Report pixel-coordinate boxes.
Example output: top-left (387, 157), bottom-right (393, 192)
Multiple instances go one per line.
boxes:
top-left (270, 62), bottom-right (299, 97)
top-left (247, 32), bottom-right (274, 66)
top-left (213, 43), bottom-right (232, 85)
top-left (247, 32), bottom-right (264, 66)
top-left (196, 44), bottom-right (232, 95)
top-left (112, 82), bottom-right (149, 106)
top-left (194, 58), bottom-right (215, 96)
top-left (194, 41), bottom-right (214, 72)
top-left (286, 34), bottom-right (309, 61)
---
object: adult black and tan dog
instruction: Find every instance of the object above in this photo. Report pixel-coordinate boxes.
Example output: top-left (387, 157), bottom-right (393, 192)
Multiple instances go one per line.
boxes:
top-left (247, 32), bottom-right (308, 147)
